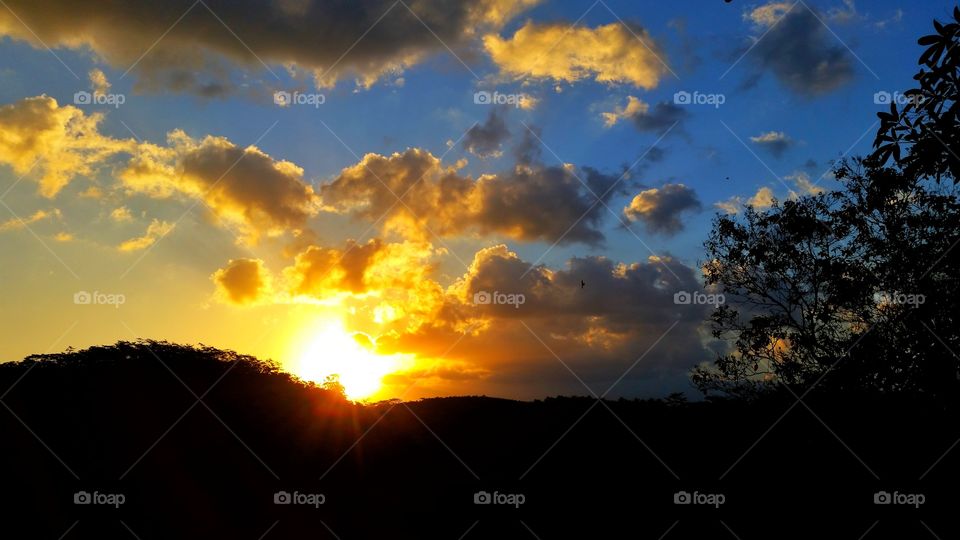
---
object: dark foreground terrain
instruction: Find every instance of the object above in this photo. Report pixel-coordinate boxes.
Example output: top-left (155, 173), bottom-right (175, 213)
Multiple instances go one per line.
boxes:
top-left (1, 342), bottom-right (957, 539)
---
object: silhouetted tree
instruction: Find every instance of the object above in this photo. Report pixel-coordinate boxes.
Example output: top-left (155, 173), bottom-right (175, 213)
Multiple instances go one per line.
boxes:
top-left (693, 194), bottom-right (853, 397)
top-left (871, 6), bottom-right (960, 182)
top-left (695, 9), bottom-right (960, 401)
top-left (695, 160), bottom-right (960, 402)
top-left (322, 373), bottom-right (348, 397)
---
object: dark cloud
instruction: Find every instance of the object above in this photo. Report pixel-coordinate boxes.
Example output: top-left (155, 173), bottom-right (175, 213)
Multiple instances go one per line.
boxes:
top-left (121, 132), bottom-right (318, 244)
top-left (473, 164), bottom-right (619, 246)
top-left (750, 131), bottom-right (794, 158)
top-left (668, 17), bottom-right (704, 75)
top-left (603, 97), bottom-right (687, 133)
top-left (0, 0), bottom-right (539, 93)
top-left (514, 124), bottom-right (543, 166)
top-left (745, 3), bottom-right (855, 96)
top-left (379, 245), bottom-right (716, 397)
top-left (623, 183), bottom-right (702, 235)
top-left (454, 246), bottom-right (704, 326)
top-left (463, 108), bottom-right (510, 158)
top-left (620, 146), bottom-right (668, 188)
top-left (632, 102), bottom-right (688, 132)
top-left (644, 146), bottom-right (668, 163)
top-left (320, 147), bottom-right (622, 246)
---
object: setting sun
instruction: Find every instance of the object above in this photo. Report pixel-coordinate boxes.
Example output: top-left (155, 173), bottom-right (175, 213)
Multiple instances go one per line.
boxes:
top-left (292, 320), bottom-right (409, 401)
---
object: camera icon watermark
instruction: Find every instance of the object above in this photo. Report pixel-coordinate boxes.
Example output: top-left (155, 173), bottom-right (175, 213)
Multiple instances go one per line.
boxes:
top-left (74, 490), bottom-right (126, 508)
top-left (473, 90), bottom-right (530, 108)
top-left (873, 90), bottom-right (924, 107)
top-left (274, 90), bottom-right (325, 108)
top-left (673, 490), bottom-right (725, 508)
top-left (873, 291), bottom-right (925, 307)
top-left (874, 490), bottom-right (924, 508)
top-left (273, 490), bottom-right (325, 508)
top-left (673, 90), bottom-right (725, 108)
top-left (673, 290), bottom-right (724, 306)
top-left (473, 290), bottom-right (525, 309)
top-left (74, 290), bottom-right (125, 308)
top-left (474, 490), bottom-right (525, 508)
top-left (73, 90), bottom-right (126, 108)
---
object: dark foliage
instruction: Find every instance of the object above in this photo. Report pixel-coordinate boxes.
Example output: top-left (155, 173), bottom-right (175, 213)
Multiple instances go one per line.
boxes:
top-left (695, 163), bottom-right (960, 402)
top-left (1, 342), bottom-right (958, 538)
top-left (871, 6), bottom-right (960, 181)
top-left (698, 7), bottom-right (960, 402)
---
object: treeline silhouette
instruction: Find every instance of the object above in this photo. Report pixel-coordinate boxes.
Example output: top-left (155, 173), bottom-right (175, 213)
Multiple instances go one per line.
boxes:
top-left (1, 341), bottom-right (959, 538)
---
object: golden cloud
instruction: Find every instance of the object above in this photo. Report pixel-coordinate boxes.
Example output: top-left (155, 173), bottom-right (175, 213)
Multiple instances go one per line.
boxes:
top-left (374, 244), bottom-right (716, 397)
top-left (207, 234), bottom-right (717, 397)
top-left (484, 22), bottom-right (668, 88)
top-left (281, 238), bottom-right (445, 332)
top-left (787, 171), bottom-right (825, 196)
top-left (117, 219), bottom-right (174, 252)
top-left (284, 239), bottom-right (387, 296)
top-left (747, 2), bottom-right (795, 26)
top-left (749, 186), bottom-right (776, 208)
top-left (714, 198), bottom-right (741, 215)
top-left (714, 186), bottom-right (776, 214)
top-left (110, 207), bottom-right (133, 223)
top-left (0, 95), bottom-right (316, 244)
top-left (120, 130), bottom-right (318, 244)
top-left (89, 68), bottom-right (111, 96)
top-left (320, 148), bottom-right (621, 246)
top-left (0, 96), bottom-right (134, 197)
top-left (601, 96), bottom-right (648, 127)
top-left (0, 208), bottom-right (61, 232)
top-left (623, 183), bottom-right (701, 235)
top-left (212, 258), bottom-right (273, 306)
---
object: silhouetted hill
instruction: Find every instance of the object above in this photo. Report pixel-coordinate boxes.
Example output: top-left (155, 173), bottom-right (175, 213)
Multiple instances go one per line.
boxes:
top-left (1, 342), bottom-right (958, 539)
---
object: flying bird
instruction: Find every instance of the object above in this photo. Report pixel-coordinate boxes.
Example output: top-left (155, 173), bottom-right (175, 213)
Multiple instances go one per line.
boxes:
top-left (581, 280), bottom-right (586, 289)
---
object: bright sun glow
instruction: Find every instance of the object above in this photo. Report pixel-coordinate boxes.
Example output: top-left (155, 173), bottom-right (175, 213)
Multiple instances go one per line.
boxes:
top-left (294, 320), bottom-right (408, 401)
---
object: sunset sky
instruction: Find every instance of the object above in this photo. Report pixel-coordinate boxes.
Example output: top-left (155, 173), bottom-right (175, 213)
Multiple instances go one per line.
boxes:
top-left (0, 0), bottom-right (946, 401)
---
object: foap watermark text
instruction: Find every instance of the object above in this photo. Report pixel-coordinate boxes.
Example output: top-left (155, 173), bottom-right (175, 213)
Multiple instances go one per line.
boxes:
top-left (473, 290), bottom-right (525, 308)
top-left (674, 291), bottom-right (724, 306)
top-left (74, 490), bottom-right (125, 508)
top-left (874, 490), bottom-right (925, 508)
top-left (674, 90), bottom-right (725, 108)
top-left (674, 490), bottom-right (725, 508)
top-left (74, 90), bottom-right (125, 108)
top-left (274, 91), bottom-right (326, 108)
top-left (74, 290), bottom-right (125, 308)
top-left (474, 490), bottom-right (525, 508)
top-left (874, 91), bottom-right (925, 107)
top-left (274, 490), bottom-right (325, 508)
top-left (874, 291), bottom-right (925, 307)
top-left (474, 90), bottom-right (530, 108)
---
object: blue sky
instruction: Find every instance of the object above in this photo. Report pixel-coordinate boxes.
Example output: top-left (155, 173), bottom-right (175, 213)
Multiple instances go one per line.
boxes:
top-left (0, 0), bottom-right (952, 399)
